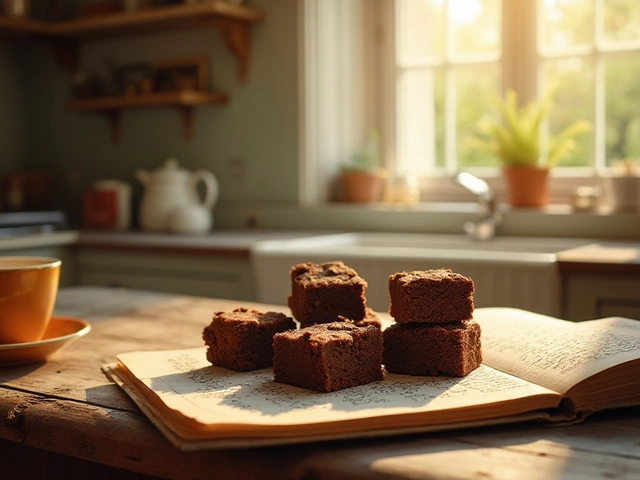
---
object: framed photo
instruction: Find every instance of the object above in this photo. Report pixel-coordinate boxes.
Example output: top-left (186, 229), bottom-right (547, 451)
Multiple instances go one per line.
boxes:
top-left (152, 57), bottom-right (209, 92)
top-left (116, 63), bottom-right (153, 96)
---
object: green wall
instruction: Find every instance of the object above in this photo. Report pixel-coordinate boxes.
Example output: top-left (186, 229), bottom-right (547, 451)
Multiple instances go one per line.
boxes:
top-left (0, 42), bottom-right (27, 176)
top-left (2, 0), bottom-right (300, 226)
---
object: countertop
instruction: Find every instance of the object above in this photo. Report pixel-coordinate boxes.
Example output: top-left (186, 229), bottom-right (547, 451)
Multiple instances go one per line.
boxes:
top-left (0, 230), bottom-right (78, 251)
top-left (74, 230), bottom-right (640, 275)
top-left (1, 285), bottom-right (639, 480)
top-left (75, 229), bottom-right (331, 257)
top-left (4, 228), bottom-right (640, 274)
top-left (556, 241), bottom-right (640, 274)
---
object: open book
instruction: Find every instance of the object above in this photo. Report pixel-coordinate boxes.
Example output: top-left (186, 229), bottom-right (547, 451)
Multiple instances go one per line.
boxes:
top-left (104, 308), bottom-right (640, 450)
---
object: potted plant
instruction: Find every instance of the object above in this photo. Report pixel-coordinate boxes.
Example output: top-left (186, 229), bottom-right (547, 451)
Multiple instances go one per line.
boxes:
top-left (340, 129), bottom-right (387, 203)
top-left (607, 158), bottom-right (639, 211)
top-left (469, 88), bottom-right (590, 207)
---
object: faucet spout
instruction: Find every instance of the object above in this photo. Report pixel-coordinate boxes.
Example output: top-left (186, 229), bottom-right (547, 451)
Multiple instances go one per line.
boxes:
top-left (452, 172), bottom-right (502, 240)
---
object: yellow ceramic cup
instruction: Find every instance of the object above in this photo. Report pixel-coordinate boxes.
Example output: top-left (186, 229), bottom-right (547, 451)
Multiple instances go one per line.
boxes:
top-left (0, 257), bottom-right (61, 344)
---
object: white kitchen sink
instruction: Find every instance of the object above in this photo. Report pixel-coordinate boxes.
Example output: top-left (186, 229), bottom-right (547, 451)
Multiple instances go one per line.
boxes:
top-left (251, 233), bottom-right (592, 317)
top-left (256, 232), bottom-right (588, 257)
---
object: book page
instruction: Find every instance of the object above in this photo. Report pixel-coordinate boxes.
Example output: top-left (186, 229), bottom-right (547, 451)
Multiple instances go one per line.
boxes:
top-left (583, 316), bottom-right (640, 332)
top-left (115, 347), bottom-right (560, 439)
top-left (476, 308), bottom-right (640, 396)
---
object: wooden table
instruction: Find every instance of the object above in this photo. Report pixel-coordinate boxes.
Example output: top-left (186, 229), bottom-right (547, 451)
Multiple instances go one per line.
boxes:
top-left (1, 286), bottom-right (640, 480)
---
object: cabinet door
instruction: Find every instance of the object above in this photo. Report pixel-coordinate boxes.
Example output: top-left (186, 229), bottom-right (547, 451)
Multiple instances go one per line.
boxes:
top-left (563, 273), bottom-right (640, 321)
top-left (74, 249), bottom-right (254, 301)
top-left (598, 300), bottom-right (640, 320)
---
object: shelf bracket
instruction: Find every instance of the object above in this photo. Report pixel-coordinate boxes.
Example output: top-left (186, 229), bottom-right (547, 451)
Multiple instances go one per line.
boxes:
top-left (220, 19), bottom-right (251, 84)
top-left (106, 111), bottom-right (121, 143)
top-left (178, 106), bottom-right (194, 140)
top-left (101, 107), bottom-right (193, 143)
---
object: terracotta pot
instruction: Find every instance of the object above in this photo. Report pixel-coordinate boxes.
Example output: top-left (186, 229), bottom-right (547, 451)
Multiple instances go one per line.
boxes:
top-left (502, 166), bottom-right (549, 207)
top-left (340, 171), bottom-right (385, 203)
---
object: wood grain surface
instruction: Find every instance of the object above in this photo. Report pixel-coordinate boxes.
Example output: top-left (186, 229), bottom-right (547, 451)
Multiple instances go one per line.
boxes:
top-left (1, 286), bottom-right (640, 480)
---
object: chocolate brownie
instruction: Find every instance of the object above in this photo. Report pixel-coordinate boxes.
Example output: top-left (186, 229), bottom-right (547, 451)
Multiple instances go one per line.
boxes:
top-left (388, 269), bottom-right (474, 323)
top-left (202, 307), bottom-right (296, 372)
top-left (272, 321), bottom-right (383, 392)
top-left (353, 307), bottom-right (382, 329)
top-left (287, 261), bottom-right (368, 327)
top-left (382, 319), bottom-right (482, 376)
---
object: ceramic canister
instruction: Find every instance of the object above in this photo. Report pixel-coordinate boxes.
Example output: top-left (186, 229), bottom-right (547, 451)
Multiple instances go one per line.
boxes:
top-left (88, 179), bottom-right (132, 230)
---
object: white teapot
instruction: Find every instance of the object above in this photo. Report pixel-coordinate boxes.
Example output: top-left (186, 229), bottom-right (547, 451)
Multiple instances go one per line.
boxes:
top-left (136, 158), bottom-right (218, 233)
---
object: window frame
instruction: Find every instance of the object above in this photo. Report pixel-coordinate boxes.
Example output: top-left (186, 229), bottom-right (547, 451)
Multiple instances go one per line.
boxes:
top-left (299, 0), bottom-right (379, 206)
top-left (300, 0), bottom-right (638, 206)
top-left (379, 0), bottom-right (620, 204)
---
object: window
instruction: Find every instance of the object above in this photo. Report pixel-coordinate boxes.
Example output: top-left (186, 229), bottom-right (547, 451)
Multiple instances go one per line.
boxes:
top-left (301, 0), bottom-right (640, 204)
top-left (540, 0), bottom-right (640, 169)
top-left (394, 0), bottom-right (501, 177)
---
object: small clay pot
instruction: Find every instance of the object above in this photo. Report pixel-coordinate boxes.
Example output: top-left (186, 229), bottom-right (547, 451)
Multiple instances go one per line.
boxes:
top-left (340, 171), bottom-right (386, 203)
top-left (503, 166), bottom-right (549, 208)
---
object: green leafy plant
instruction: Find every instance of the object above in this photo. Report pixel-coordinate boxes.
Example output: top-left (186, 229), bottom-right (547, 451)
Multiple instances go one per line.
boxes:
top-left (341, 128), bottom-right (385, 173)
top-left (468, 88), bottom-right (591, 168)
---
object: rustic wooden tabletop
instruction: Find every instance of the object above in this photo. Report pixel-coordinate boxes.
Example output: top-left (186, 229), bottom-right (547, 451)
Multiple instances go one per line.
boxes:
top-left (1, 286), bottom-right (639, 480)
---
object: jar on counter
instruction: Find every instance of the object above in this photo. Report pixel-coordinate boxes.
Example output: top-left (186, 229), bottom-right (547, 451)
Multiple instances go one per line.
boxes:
top-left (83, 180), bottom-right (131, 230)
top-left (384, 175), bottom-right (420, 205)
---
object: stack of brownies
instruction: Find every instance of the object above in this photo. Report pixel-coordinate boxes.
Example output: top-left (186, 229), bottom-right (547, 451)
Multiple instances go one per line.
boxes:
top-left (383, 268), bottom-right (482, 377)
top-left (202, 261), bottom-right (384, 393)
top-left (274, 261), bottom-right (384, 392)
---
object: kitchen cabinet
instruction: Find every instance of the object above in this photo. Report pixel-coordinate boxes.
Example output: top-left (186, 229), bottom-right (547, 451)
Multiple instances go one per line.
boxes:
top-left (562, 273), bottom-right (640, 321)
top-left (0, 245), bottom-right (76, 287)
top-left (558, 242), bottom-right (640, 321)
top-left (0, 1), bottom-right (264, 141)
top-left (73, 248), bottom-right (255, 301)
top-left (0, 230), bottom-right (78, 287)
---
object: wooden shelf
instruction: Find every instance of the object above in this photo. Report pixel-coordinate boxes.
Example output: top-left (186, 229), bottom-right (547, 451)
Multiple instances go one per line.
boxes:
top-left (49, 2), bottom-right (264, 39)
top-left (66, 90), bottom-right (228, 110)
top-left (0, 2), bottom-right (263, 142)
top-left (0, 17), bottom-right (51, 38)
top-left (66, 90), bottom-right (229, 142)
top-left (0, 1), bottom-right (264, 82)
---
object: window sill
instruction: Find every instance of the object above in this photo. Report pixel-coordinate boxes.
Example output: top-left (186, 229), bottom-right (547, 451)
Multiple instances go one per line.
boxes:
top-left (216, 201), bottom-right (640, 240)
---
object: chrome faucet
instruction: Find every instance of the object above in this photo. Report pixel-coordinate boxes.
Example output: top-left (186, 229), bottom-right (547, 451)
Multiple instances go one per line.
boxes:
top-left (452, 172), bottom-right (502, 241)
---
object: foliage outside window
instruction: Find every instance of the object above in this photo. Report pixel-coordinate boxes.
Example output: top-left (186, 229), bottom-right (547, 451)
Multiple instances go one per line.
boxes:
top-left (392, 0), bottom-right (640, 184)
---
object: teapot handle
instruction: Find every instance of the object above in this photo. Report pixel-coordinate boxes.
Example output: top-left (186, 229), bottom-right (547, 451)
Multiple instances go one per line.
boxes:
top-left (192, 170), bottom-right (219, 209)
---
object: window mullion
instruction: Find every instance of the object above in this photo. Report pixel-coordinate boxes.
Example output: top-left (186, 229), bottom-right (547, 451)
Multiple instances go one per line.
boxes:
top-left (444, 64), bottom-right (457, 174)
top-left (593, 0), bottom-right (606, 172)
top-left (503, 0), bottom-right (537, 102)
top-left (594, 55), bottom-right (606, 172)
top-left (443, 0), bottom-right (456, 173)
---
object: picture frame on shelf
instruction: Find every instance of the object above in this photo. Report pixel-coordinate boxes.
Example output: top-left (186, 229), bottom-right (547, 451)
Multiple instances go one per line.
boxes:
top-left (116, 63), bottom-right (153, 96)
top-left (152, 57), bottom-right (209, 92)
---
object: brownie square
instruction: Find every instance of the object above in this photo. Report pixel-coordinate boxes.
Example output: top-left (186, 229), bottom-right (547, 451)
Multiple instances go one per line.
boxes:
top-left (382, 319), bottom-right (482, 377)
top-left (273, 321), bottom-right (383, 392)
top-left (287, 261), bottom-right (368, 327)
top-left (389, 269), bottom-right (474, 323)
top-left (202, 307), bottom-right (296, 372)
top-left (353, 307), bottom-right (382, 329)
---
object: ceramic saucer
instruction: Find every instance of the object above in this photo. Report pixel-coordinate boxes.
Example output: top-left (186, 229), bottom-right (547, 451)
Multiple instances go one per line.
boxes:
top-left (0, 316), bottom-right (91, 366)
